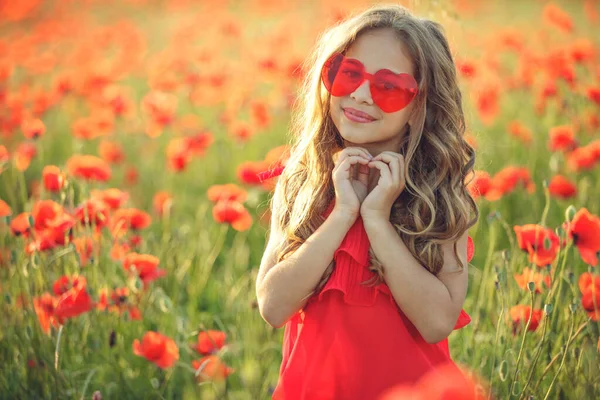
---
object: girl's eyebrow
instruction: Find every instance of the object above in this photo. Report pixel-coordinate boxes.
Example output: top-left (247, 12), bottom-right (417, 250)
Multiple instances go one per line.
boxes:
top-left (345, 56), bottom-right (407, 75)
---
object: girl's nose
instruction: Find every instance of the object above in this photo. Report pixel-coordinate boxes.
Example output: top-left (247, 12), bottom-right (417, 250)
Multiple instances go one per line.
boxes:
top-left (350, 79), bottom-right (374, 106)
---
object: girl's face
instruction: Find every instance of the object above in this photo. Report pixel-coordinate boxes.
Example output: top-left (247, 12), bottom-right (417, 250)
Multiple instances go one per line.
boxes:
top-left (329, 28), bottom-right (417, 157)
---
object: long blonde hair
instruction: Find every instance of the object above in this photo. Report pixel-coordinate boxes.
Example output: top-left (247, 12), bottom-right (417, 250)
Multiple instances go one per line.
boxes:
top-left (269, 4), bottom-right (479, 296)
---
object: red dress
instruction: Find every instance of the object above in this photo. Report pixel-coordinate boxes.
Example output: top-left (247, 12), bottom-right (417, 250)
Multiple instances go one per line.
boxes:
top-left (257, 167), bottom-right (474, 400)
top-left (271, 201), bottom-right (474, 400)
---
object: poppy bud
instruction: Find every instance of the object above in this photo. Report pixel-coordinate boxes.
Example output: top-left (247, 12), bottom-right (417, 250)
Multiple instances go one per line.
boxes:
top-left (565, 205), bottom-right (577, 223)
top-left (569, 303), bottom-right (578, 313)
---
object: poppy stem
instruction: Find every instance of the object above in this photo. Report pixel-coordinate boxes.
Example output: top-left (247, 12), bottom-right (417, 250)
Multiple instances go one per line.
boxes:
top-left (509, 289), bottom-right (535, 396)
top-left (531, 317), bottom-right (589, 395)
top-left (542, 315), bottom-right (576, 400)
top-left (16, 167), bottom-right (28, 208)
top-left (54, 324), bottom-right (64, 371)
top-left (518, 312), bottom-right (550, 399)
top-left (3, 165), bottom-right (18, 211)
top-left (79, 367), bottom-right (98, 400)
top-left (546, 243), bottom-right (572, 334)
top-left (486, 260), bottom-right (507, 400)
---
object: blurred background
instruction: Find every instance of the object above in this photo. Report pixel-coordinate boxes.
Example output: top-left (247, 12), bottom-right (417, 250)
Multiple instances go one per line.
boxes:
top-left (0, 0), bottom-right (599, 399)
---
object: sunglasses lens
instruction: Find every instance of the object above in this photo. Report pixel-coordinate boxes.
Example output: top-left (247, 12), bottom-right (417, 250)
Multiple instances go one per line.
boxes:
top-left (371, 70), bottom-right (418, 113)
top-left (321, 54), bottom-right (419, 113)
top-left (321, 53), bottom-right (363, 97)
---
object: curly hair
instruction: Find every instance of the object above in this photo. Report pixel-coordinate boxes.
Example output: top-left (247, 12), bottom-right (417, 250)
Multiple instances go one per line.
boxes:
top-left (268, 3), bottom-right (479, 299)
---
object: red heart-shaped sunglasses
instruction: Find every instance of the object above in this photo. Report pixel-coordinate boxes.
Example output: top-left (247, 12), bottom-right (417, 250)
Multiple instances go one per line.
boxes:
top-left (321, 52), bottom-right (419, 113)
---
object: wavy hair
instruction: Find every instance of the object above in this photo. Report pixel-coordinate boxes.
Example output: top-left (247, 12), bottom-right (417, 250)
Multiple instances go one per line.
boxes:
top-left (268, 3), bottom-right (479, 299)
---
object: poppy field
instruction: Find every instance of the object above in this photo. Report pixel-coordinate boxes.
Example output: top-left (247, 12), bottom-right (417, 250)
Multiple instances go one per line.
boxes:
top-left (1, 0), bottom-right (600, 399)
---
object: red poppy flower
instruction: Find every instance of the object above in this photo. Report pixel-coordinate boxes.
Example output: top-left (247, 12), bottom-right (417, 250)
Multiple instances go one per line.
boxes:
top-left (265, 145), bottom-right (290, 166)
top-left (548, 175), bottom-right (577, 199)
top-left (42, 165), bottom-right (67, 192)
top-left (21, 118), bottom-right (46, 139)
top-left (110, 208), bottom-right (152, 236)
top-left (75, 199), bottom-right (110, 228)
top-left (141, 91), bottom-right (177, 127)
top-left (125, 166), bottom-right (139, 185)
top-left (579, 273), bottom-right (600, 320)
top-left (110, 241), bottom-right (131, 261)
top-left (251, 101), bottom-right (271, 129)
top-left (566, 208), bottom-right (600, 266)
top-left (53, 275), bottom-right (86, 296)
top-left (14, 142), bottom-right (37, 171)
top-left (152, 191), bottom-right (173, 216)
top-left (587, 87), bottom-right (600, 106)
top-left (514, 267), bottom-right (552, 293)
top-left (33, 292), bottom-right (59, 335)
top-left (207, 184), bottom-right (248, 203)
top-left (122, 252), bottom-right (166, 287)
top-left (97, 287), bottom-right (142, 320)
top-left (133, 331), bottom-right (179, 369)
top-left (513, 224), bottom-right (560, 267)
top-left (549, 125), bottom-right (577, 152)
top-left (510, 305), bottom-right (543, 334)
top-left (507, 121), bottom-right (533, 145)
top-left (380, 362), bottom-right (490, 400)
top-left (10, 212), bottom-right (31, 236)
top-left (212, 200), bottom-right (253, 231)
top-left (166, 138), bottom-right (191, 172)
top-left (485, 166), bottom-right (535, 201)
top-left (466, 170), bottom-right (491, 199)
top-left (194, 330), bottom-right (227, 355)
top-left (570, 38), bottom-right (595, 64)
top-left (72, 236), bottom-right (96, 266)
top-left (102, 85), bottom-right (133, 117)
top-left (91, 188), bottom-right (130, 210)
top-left (31, 200), bottom-right (64, 231)
top-left (475, 83), bottom-right (500, 126)
top-left (456, 59), bottom-right (477, 79)
top-left (566, 145), bottom-right (597, 171)
top-left (66, 155), bottom-right (111, 182)
top-left (543, 3), bottom-right (573, 32)
top-left (192, 355), bottom-right (234, 382)
top-left (0, 199), bottom-right (11, 218)
top-left (0, 145), bottom-right (9, 165)
top-left (237, 160), bottom-right (270, 185)
top-left (184, 131), bottom-right (214, 156)
top-left (72, 117), bottom-right (104, 140)
top-left (54, 283), bottom-right (94, 323)
top-left (99, 140), bottom-right (125, 164)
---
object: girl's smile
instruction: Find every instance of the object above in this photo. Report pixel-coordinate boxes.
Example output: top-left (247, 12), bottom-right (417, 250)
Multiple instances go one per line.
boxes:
top-left (343, 107), bottom-right (378, 123)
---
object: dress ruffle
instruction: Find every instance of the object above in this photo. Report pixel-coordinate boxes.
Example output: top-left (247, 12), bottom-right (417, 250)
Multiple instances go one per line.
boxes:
top-left (312, 214), bottom-right (397, 307)
top-left (318, 199), bottom-right (472, 331)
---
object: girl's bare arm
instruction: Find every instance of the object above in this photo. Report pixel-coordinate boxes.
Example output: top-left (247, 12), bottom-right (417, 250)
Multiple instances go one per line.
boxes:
top-left (256, 191), bottom-right (355, 328)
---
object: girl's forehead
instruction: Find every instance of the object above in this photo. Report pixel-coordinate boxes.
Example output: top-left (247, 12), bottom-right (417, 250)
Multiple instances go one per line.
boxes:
top-left (344, 29), bottom-right (414, 75)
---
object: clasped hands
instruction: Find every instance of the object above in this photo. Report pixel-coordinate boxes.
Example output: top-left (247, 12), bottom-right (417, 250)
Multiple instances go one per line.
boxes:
top-left (359, 150), bottom-right (406, 222)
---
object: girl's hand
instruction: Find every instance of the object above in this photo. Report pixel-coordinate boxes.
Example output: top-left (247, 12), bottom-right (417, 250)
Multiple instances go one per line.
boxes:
top-left (332, 146), bottom-right (373, 219)
top-left (360, 151), bottom-right (406, 222)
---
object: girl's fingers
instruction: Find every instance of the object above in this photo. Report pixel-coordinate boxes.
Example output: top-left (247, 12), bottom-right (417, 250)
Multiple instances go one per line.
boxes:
top-left (334, 147), bottom-right (373, 166)
top-left (368, 160), bottom-right (392, 185)
top-left (373, 153), bottom-right (404, 187)
top-left (337, 156), bottom-right (370, 178)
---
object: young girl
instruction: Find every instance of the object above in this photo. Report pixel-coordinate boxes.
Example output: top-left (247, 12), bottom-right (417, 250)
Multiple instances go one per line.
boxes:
top-left (255, 4), bottom-right (479, 399)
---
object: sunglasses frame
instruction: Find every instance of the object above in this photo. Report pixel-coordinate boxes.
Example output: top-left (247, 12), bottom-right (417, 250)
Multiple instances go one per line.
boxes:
top-left (321, 52), bottom-right (419, 113)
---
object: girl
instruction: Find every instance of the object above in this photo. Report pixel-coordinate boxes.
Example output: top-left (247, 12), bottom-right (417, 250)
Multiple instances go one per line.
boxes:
top-left (256, 4), bottom-right (479, 399)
